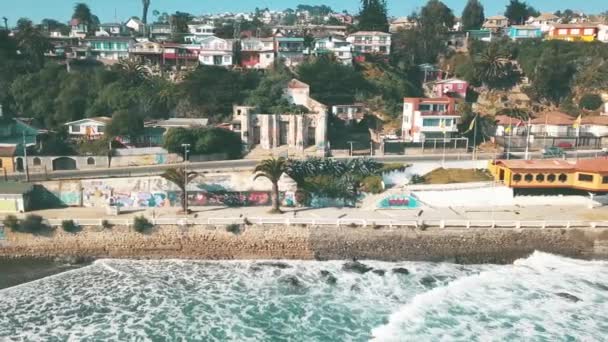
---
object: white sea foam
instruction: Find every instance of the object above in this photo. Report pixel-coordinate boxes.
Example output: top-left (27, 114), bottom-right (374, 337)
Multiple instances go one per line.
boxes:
top-left (372, 252), bottom-right (608, 342)
top-left (0, 255), bottom-right (606, 341)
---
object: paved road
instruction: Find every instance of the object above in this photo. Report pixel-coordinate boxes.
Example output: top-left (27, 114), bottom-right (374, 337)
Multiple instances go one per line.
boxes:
top-left (5, 150), bottom-right (605, 182)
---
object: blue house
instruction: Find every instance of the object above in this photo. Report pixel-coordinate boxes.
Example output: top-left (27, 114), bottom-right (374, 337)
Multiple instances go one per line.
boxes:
top-left (508, 26), bottom-right (542, 40)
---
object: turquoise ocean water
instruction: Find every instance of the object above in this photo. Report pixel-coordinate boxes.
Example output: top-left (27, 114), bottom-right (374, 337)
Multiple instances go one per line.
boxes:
top-left (0, 252), bottom-right (607, 341)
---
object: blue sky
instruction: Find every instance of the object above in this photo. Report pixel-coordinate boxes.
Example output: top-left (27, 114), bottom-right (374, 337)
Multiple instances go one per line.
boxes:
top-left (1, 0), bottom-right (605, 26)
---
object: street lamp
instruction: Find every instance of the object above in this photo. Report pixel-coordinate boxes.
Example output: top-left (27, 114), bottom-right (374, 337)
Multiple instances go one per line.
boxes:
top-left (182, 143), bottom-right (190, 215)
top-left (347, 141), bottom-right (354, 157)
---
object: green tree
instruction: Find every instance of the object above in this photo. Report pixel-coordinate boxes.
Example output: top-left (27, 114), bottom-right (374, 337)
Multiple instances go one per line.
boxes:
top-left (461, 0), bottom-right (485, 30)
top-left (474, 43), bottom-right (521, 90)
top-left (15, 18), bottom-right (51, 69)
top-left (505, 0), bottom-right (537, 25)
top-left (142, 0), bottom-right (151, 24)
top-left (579, 94), bottom-right (603, 111)
top-left (163, 127), bottom-right (242, 159)
top-left (357, 0), bottom-right (389, 32)
top-left (105, 111), bottom-right (144, 142)
top-left (114, 58), bottom-right (149, 86)
top-left (254, 158), bottom-right (287, 213)
top-left (528, 46), bottom-right (577, 106)
top-left (72, 3), bottom-right (94, 32)
top-left (161, 167), bottom-right (199, 213)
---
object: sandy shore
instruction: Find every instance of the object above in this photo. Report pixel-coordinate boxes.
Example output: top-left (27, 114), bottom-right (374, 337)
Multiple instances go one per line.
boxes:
top-left (2, 225), bottom-right (608, 264)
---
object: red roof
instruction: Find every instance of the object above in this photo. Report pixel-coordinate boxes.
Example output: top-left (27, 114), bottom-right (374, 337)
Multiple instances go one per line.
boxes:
top-left (530, 111), bottom-right (575, 125)
top-left (494, 159), bottom-right (575, 172)
top-left (581, 116), bottom-right (608, 125)
top-left (574, 158), bottom-right (608, 173)
top-left (287, 79), bottom-right (309, 89)
top-left (0, 145), bottom-right (17, 157)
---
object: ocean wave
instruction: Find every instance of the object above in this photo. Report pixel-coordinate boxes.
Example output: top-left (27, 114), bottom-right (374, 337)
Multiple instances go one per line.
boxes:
top-left (371, 252), bottom-right (608, 341)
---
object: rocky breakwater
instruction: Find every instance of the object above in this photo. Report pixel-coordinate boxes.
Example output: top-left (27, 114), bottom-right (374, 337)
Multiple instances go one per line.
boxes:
top-left (0, 225), bottom-right (314, 260)
top-left (2, 225), bottom-right (608, 262)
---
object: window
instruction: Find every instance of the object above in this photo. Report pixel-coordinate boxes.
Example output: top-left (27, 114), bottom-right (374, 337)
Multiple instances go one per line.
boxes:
top-left (559, 174), bottom-right (568, 183)
top-left (603, 176), bottom-right (608, 184)
top-left (33, 157), bottom-right (41, 166)
top-left (547, 174), bottom-right (556, 183)
top-left (422, 119), bottom-right (441, 127)
top-left (536, 174), bottom-right (545, 182)
top-left (513, 174), bottom-right (522, 182)
top-left (379, 46), bottom-right (387, 53)
top-left (570, 29), bottom-right (580, 35)
top-left (71, 125), bottom-right (81, 133)
top-left (578, 173), bottom-right (594, 182)
top-left (584, 29), bottom-right (594, 35)
top-left (87, 157), bottom-right (95, 165)
top-left (524, 174), bottom-right (533, 182)
top-left (266, 54), bottom-right (272, 58)
top-left (558, 29), bottom-right (568, 35)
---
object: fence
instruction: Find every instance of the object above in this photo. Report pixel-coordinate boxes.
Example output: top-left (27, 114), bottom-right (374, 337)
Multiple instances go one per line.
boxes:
top-left (42, 217), bottom-right (608, 229)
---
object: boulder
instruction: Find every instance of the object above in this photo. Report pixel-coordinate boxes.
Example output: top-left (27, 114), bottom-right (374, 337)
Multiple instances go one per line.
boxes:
top-left (320, 270), bottom-right (337, 285)
top-left (342, 261), bottom-right (372, 274)
top-left (392, 267), bottom-right (410, 275)
top-left (257, 262), bottom-right (292, 269)
top-left (555, 292), bottom-right (582, 302)
top-left (372, 269), bottom-right (386, 276)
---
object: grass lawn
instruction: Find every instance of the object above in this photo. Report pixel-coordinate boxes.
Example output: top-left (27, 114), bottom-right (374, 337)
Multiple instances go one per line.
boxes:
top-left (423, 168), bottom-right (493, 184)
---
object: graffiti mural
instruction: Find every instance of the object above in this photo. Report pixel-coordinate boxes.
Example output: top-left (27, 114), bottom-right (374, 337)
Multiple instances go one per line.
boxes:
top-left (188, 191), bottom-right (273, 207)
top-left (57, 192), bottom-right (80, 206)
top-left (377, 194), bottom-right (420, 209)
top-left (309, 196), bottom-right (355, 208)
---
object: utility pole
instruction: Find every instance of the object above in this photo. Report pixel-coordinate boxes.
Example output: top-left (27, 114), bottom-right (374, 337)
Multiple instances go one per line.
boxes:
top-left (182, 143), bottom-right (190, 215)
top-left (22, 132), bottom-right (29, 182)
top-left (347, 141), bottom-right (354, 157)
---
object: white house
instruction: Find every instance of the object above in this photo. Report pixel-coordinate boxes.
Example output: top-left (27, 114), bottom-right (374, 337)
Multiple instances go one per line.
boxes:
top-left (332, 104), bottom-right (365, 124)
top-left (598, 24), bottom-right (608, 43)
top-left (347, 31), bottom-right (391, 55)
top-left (198, 36), bottom-right (234, 66)
top-left (527, 13), bottom-right (560, 33)
top-left (389, 17), bottom-right (417, 33)
top-left (582, 115), bottom-right (608, 137)
top-left (529, 111), bottom-right (575, 137)
top-left (69, 18), bottom-right (88, 38)
top-left (311, 36), bottom-right (353, 65)
top-left (185, 23), bottom-right (215, 43)
top-left (482, 15), bottom-right (509, 32)
top-left (402, 97), bottom-right (460, 143)
top-left (96, 23), bottom-right (122, 37)
top-left (125, 18), bottom-right (145, 34)
top-left (64, 117), bottom-right (112, 139)
top-left (240, 38), bottom-right (275, 69)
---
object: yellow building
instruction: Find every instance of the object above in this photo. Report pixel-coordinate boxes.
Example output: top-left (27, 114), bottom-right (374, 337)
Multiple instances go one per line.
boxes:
top-left (547, 24), bottom-right (598, 42)
top-left (0, 146), bottom-right (16, 175)
top-left (489, 158), bottom-right (608, 192)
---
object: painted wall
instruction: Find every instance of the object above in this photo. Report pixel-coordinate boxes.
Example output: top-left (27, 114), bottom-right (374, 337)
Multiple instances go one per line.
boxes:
top-left (377, 194), bottom-right (420, 209)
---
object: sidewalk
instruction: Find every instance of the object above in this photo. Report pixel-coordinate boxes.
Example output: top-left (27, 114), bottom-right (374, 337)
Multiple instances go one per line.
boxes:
top-left (4, 203), bottom-right (608, 223)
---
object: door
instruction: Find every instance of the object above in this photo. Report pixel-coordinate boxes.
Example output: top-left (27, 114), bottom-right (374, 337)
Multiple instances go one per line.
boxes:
top-left (253, 127), bottom-right (261, 145)
top-left (280, 122), bottom-right (289, 145)
top-left (499, 169), bottom-right (505, 182)
top-left (213, 56), bottom-right (223, 65)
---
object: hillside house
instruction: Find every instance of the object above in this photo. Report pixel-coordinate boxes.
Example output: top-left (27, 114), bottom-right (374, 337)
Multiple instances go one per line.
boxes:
top-left (150, 24), bottom-right (172, 41)
top-left (402, 97), bottom-right (460, 143)
top-left (310, 36), bottom-right (353, 65)
top-left (547, 24), bottom-right (598, 42)
top-left (125, 18), bottom-right (145, 35)
top-left (527, 13), bottom-right (560, 32)
top-left (162, 43), bottom-right (200, 67)
top-left (482, 15), bottom-right (509, 32)
top-left (129, 41), bottom-right (164, 67)
top-left (598, 25), bottom-right (608, 43)
top-left (231, 79), bottom-right (328, 155)
top-left (529, 111), bottom-right (576, 137)
top-left (275, 37), bottom-right (305, 66)
top-left (389, 17), bottom-right (417, 33)
top-left (96, 23), bottom-right (122, 37)
top-left (508, 26), bottom-right (542, 40)
top-left (86, 37), bottom-right (134, 61)
top-left (427, 78), bottom-right (468, 99)
top-left (69, 18), bottom-right (88, 38)
top-left (347, 31), bottom-right (391, 55)
top-left (240, 38), bottom-right (275, 69)
top-left (198, 36), bottom-right (234, 66)
top-left (64, 117), bottom-right (112, 140)
top-left (185, 23), bottom-right (215, 43)
top-left (332, 104), bottom-right (365, 124)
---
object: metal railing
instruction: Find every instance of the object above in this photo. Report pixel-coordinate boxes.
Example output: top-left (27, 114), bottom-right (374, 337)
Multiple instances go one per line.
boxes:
top-left (41, 217), bottom-right (608, 229)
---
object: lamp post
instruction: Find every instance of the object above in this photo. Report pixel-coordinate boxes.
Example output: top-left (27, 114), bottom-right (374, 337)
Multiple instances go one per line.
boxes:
top-left (182, 143), bottom-right (190, 215)
top-left (347, 141), bottom-right (354, 157)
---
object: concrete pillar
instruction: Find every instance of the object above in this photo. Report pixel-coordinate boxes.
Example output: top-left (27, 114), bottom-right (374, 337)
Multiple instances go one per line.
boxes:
top-left (296, 115), bottom-right (306, 151)
top-left (315, 111), bottom-right (328, 156)
top-left (260, 115), bottom-right (272, 149)
top-left (288, 115), bottom-right (297, 148)
top-left (272, 114), bottom-right (280, 148)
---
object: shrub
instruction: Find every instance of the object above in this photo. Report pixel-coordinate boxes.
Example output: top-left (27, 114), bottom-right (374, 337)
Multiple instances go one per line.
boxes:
top-left (61, 220), bottom-right (80, 233)
top-left (20, 215), bottom-right (52, 234)
top-left (133, 216), bottom-right (153, 233)
top-left (101, 220), bottom-right (113, 229)
top-left (410, 174), bottom-right (426, 184)
top-left (579, 94), bottom-right (603, 111)
top-left (226, 224), bottom-right (241, 234)
top-left (379, 163), bottom-right (409, 174)
top-left (3, 215), bottom-right (20, 231)
top-left (361, 175), bottom-right (384, 194)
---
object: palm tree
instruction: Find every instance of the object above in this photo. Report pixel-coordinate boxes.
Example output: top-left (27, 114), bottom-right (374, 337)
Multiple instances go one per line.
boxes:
top-left (117, 58), bottom-right (149, 85)
top-left (142, 0), bottom-right (151, 24)
top-left (254, 158), bottom-right (287, 213)
top-left (161, 167), bottom-right (199, 213)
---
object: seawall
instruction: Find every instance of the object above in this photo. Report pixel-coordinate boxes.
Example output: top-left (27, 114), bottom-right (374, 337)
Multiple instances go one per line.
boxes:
top-left (2, 225), bottom-right (608, 263)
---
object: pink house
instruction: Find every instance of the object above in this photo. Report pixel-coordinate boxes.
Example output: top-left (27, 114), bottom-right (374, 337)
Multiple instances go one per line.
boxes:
top-left (430, 78), bottom-right (468, 99)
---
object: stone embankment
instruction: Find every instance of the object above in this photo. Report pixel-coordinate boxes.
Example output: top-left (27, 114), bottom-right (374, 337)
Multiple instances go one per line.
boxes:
top-left (2, 225), bottom-right (608, 263)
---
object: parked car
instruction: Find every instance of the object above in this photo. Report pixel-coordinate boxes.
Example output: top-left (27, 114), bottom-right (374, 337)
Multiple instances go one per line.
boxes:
top-left (542, 146), bottom-right (565, 158)
top-left (556, 142), bottom-right (573, 149)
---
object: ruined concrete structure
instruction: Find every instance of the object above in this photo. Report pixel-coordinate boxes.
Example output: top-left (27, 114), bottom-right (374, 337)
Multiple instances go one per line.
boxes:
top-left (232, 79), bottom-right (328, 155)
